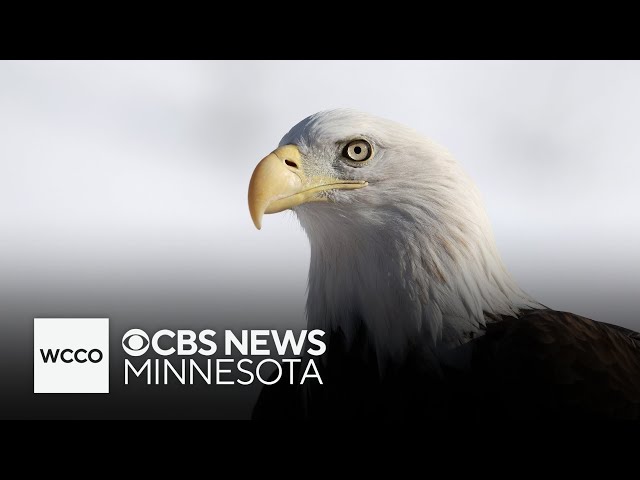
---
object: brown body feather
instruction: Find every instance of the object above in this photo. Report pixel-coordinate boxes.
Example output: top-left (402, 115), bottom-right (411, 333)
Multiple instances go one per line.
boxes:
top-left (253, 309), bottom-right (640, 424)
top-left (474, 309), bottom-right (640, 422)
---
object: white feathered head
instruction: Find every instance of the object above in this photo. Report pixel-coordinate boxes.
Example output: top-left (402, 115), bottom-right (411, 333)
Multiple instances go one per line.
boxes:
top-left (249, 109), bottom-right (540, 361)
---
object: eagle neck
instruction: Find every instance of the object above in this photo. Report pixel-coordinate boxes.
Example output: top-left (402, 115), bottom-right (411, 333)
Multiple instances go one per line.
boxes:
top-left (299, 204), bottom-right (541, 363)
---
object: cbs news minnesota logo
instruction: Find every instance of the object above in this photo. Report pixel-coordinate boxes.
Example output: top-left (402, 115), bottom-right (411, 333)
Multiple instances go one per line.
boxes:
top-left (33, 318), bottom-right (109, 393)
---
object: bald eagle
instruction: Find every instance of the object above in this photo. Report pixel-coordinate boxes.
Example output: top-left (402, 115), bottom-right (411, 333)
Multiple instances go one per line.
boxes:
top-left (248, 109), bottom-right (640, 424)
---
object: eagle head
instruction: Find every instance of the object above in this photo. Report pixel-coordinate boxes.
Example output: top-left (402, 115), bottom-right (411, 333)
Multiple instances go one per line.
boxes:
top-left (249, 109), bottom-right (540, 361)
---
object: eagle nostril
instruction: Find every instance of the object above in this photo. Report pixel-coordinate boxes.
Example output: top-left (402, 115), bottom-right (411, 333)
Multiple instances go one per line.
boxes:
top-left (284, 159), bottom-right (298, 169)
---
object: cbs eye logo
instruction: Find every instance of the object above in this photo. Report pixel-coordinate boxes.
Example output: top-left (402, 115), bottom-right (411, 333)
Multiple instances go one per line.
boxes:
top-left (122, 329), bottom-right (149, 356)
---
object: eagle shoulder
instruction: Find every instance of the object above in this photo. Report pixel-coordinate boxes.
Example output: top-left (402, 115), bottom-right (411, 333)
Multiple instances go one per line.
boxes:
top-left (473, 309), bottom-right (640, 422)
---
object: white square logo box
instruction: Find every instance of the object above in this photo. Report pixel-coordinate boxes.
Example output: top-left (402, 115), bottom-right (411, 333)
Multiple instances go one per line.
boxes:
top-left (34, 318), bottom-right (109, 393)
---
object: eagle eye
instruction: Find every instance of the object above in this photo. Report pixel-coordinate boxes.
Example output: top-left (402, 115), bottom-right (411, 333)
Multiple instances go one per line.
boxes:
top-left (342, 140), bottom-right (372, 162)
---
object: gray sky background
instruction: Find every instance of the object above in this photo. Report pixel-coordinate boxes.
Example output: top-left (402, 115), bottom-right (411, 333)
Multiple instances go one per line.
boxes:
top-left (1, 60), bottom-right (639, 332)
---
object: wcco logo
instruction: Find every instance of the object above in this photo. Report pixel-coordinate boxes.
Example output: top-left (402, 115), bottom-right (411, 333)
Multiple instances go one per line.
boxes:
top-left (34, 318), bottom-right (109, 394)
top-left (40, 348), bottom-right (104, 364)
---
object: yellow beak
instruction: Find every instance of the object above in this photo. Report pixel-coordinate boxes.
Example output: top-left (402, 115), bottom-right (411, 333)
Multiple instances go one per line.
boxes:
top-left (248, 145), bottom-right (367, 229)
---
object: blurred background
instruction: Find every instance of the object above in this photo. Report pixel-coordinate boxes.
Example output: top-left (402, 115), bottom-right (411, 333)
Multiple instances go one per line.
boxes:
top-left (1, 60), bottom-right (639, 418)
